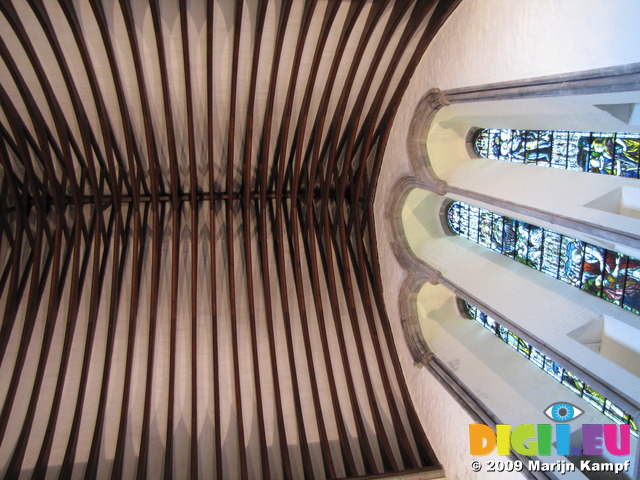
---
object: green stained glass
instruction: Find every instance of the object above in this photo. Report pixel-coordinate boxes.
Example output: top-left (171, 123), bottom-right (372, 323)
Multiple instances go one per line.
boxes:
top-left (516, 337), bottom-right (531, 358)
top-left (583, 385), bottom-right (606, 412)
top-left (615, 134), bottom-right (640, 178)
top-left (561, 370), bottom-right (584, 395)
top-left (506, 330), bottom-right (519, 349)
top-left (604, 400), bottom-right (629, 426)
top-left (559, 237), bottom-right (583, 287)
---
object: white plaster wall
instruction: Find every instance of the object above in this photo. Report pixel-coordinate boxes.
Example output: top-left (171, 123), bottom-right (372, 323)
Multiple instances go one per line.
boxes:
top-left (374, 1), bottom-right (640, 478)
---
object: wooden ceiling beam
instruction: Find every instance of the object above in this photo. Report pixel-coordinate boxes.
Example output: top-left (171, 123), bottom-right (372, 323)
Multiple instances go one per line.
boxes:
top-left (0, 1), bottom-right (454, 477)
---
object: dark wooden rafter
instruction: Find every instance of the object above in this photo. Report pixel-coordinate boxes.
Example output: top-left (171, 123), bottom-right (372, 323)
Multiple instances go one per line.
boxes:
top-left (226, 1), bottom-right (249, 478)
top-left (178, 1), bottom-right (199, 477)
top-left (293, 5), bottom-right (367, 476)
top-left (282, 2), bottom-right (343, 478)
top-left (136, 201), bottom-right (165, 480)
top-left (205, 0), bottom-right (222, 478)
top-left (0, 1), bottom-right (459, 478)
top-left (85, 204), bottom-right (131, 480)
top-left (313, 1), bottom-right (399, 473)
top-left (241, 0), bottom-right (271, 478)
top-left (270, 1), bottom-right (319, 479)
top-left (333, 3), bottom-right (432, 472)
top-left (88, 0), bottom-right (149, 203)
top-left (111, 203), bottom-right (150, 480)
top-left (117, 0), bottom-right (163, 205)
top-left (255, 1), bottom-right (295, 479)
top-left (32, 208), bottom-right (97, 478)
top-left (327, 3), bottom-right (444, 472)
top-left (0, 85), bottom-right (51, 368)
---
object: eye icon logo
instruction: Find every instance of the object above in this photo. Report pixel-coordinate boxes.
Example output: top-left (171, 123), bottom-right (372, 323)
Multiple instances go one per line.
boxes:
top-left (544, 402), bottom-right (584, 422)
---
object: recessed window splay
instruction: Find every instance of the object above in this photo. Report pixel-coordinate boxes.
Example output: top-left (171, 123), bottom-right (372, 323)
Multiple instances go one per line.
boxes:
top-left (464, 301), bottom-right (638, 437)
top-left (446, 201), bottom-right (640, 315)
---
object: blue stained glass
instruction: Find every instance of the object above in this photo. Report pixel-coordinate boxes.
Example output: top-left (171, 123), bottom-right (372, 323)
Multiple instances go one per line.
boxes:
top-left (524, 130), bottom-right (539, 163)
top-left (464, 300), bottom-right (637, 437)
top-left (474, 130), bottom-right (490, 158)
top-left (544, 358), bottom-right (564, 382)
top-left (509, 130), bottom-right (525, 163)
top-left (581, 132), bottom-right (616, 174)
top-left (446, 200), bottom-right (639, 318)
top-left (459, 203), bottom-right (469, 238)
top-left (474, 128), bottom-right (640, 179)
top-left (447, 202), bottom-right (462, 235)
top-left (529, 348), bottom-right (545, 369)
top-left (469, 205), bottom-right (480, 242)
top-left (485, 316), bottom-right (498, 334)
top-left (498, 129), bottom-right (515, 162)
top-left (502, 218), bottom-right (517, 258)
top-left (560, 237), bottom-right (584, 287)
top-left (497, 324), bottom-right (509, 342)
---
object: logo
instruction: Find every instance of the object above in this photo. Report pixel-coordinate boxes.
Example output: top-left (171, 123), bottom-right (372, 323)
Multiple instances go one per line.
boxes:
top-left (544, 402), bottom-right (583, 422)
top-left (469, 402), bottom-right (631, 457)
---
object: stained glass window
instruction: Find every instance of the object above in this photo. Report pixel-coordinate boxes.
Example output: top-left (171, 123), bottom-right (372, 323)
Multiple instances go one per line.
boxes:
top-left (473, 128), bottom-right (640, 179)
top-left (463, 301), bottom-right (638, 437)
top-left (446, 201), bottom-right (640, 315)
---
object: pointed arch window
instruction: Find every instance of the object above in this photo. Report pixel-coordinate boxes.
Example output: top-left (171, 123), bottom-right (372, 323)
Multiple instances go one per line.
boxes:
top-left (446, 201), bottom-right (640, 315)
top-left (462, 300), bottom-right (638, 436)
top-left (473, 128), bottom-right (640, 178)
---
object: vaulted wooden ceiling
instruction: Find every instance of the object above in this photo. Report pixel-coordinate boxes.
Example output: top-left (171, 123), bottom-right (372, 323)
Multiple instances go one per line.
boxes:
top-left (0, 0), bottom-right (459, 478)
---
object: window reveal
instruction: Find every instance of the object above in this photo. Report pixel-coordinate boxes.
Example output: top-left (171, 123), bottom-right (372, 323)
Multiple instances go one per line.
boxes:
top-left (446, 201), bottom-right (640, 315)
top-left (463, 301), bottom-right (638, 437)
